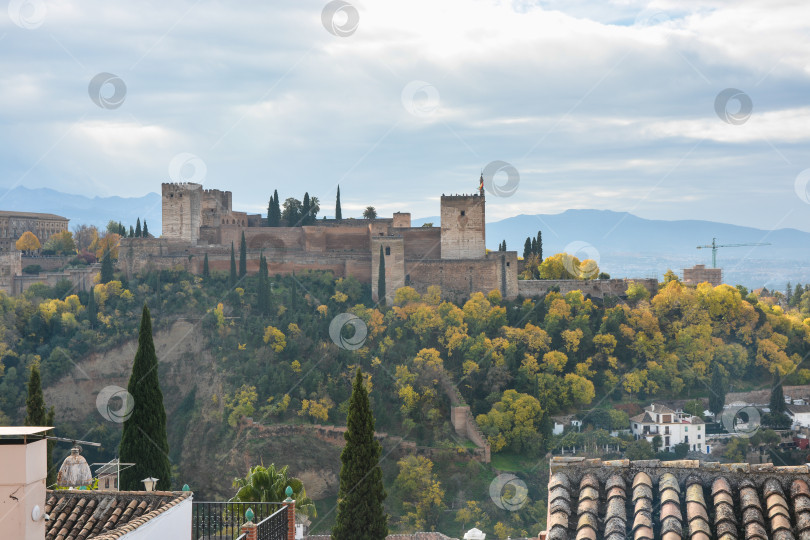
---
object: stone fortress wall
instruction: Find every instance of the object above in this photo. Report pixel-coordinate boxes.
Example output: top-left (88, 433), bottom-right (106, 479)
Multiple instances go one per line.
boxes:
top-left (121, 183), bottom-right (520, 301)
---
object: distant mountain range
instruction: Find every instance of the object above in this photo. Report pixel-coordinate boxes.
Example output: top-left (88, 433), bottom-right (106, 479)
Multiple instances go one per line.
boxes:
top-left (0, 187), bottom-right (805, 289)
top-left (0, 186), bottom-right (161, 232)
top-left (415, 210), bottom-right (810, 290)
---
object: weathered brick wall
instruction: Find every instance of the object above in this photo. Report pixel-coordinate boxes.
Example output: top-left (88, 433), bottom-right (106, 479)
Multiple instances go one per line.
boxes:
top-left (324, 227), bottom-right (369, 252)
top-left (21, 255), bottom-right (71, 272)
top-left (13, 265), bottom-right (98, 295)
top-left (162, 183), bottom-right (202, 244)
top-left (371, 237), bottom-right (405, 303)
top-left (517, 278), bottom-right (658, 299)
top-left (402, 228), bottom-right (441, 259)
top-left (440, 194), bottom-right (485, 259)
top-left (406, 257), bottom-right (512, 302)
top-left (0, 251), bottom-right (21, 294)
top-left (683, 264), bottom-right (722, 286)
top-left (392, 212), bottom-right (411, 228)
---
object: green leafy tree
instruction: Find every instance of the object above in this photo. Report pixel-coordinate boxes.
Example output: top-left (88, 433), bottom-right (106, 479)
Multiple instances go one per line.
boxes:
top-left (25, 362), bottom-right (55, 486)
top-left (395, 455), bottom-right (445, 530)
top-left (363, 206), bottom-right (377, 219)
top-left (231, 463), bottom-right (316, 516)
top-left (377, 245), bottom-right (386, 305)
top-left (332, 370), bottom-right (388, 540)
top-left (119, 306), bottom-right (172, 491)
top-left (626, 439), bottom-right (654, 460)
top-left (335, 185), bottom-right (342, 220)
top-left (282, 198), bottom-right (303, 226)
top-left (239, 231), bottom-right (247, 277)
top-left (100, 250), bottom-right (114, 283)
top-left (230, 242), bottom-right (237, 286)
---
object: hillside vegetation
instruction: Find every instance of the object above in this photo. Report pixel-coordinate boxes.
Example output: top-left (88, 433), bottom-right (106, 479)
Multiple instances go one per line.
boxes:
top-left (1, 267), bottom-right (809, 537)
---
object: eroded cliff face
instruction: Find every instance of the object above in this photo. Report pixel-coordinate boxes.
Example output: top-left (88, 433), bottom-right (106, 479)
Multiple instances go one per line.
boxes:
top-left (43, 320), bottom-right (343, 501)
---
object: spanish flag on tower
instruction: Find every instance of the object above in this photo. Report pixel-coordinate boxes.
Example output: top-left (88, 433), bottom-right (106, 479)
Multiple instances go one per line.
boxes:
top-left (479, 172), bottom-right (484, 195)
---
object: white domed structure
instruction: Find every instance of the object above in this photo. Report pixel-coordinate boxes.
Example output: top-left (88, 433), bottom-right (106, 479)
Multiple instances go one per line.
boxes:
top-left (57, 446), bottom-right (93, 488)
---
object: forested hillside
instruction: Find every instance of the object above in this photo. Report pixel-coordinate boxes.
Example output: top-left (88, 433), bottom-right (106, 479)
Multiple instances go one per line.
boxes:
top-left (1, 267), bottom-right (809, 536)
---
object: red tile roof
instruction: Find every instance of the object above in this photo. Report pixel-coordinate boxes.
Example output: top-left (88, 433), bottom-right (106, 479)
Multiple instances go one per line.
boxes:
top-left (546, 457), bottom-right (810, 540)
top-left (45, 489), bottom-right (191, 540)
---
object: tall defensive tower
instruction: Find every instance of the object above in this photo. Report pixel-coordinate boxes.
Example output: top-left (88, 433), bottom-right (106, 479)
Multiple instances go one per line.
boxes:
top-left (162, 183), bottom-right (203, 244)
top-left (440, 193), bottom-right (485, 259)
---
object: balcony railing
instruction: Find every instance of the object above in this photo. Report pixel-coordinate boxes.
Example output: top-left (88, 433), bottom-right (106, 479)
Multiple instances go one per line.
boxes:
top-left (192, 501), bottom-right (286, 539)
top-left (257, 505), bottom-right (288, 540)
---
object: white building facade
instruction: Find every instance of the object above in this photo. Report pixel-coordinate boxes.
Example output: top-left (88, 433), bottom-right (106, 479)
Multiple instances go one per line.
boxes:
top-left (630, 403), bottom-right (709, 454)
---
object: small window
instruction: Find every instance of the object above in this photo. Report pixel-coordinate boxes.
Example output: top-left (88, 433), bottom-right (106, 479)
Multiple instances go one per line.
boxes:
top-left (460, 210), bottom-right (465, 216)
top-left (685, 426), bottom-right (688, 431)
top-left (506, 262), bottom-right (510, 266)
top-left (385, 247), bottom-right (391, 255)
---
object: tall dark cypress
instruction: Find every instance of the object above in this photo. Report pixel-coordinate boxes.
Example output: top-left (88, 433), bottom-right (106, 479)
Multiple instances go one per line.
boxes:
top-left (335, 185), bottom-right (342, 220)
top-left (531, 237), bottom-right (537, 256)
top-left (87, 287), bottom-right (97, 328)
top-left (377, 245), bottom-right (386, 305)
top-left (257, 254), bottom-right (268, 315)
top-left (302, 192), bottom-right (311, 226)
top-left (273, 191), bottom-right (281, 226)
top-left (536, 231), bottom-right (543, 260)
top-left (129, 225), bottom-right (135, 238)
top-left (239, 231), bottom-right (247, 277)
top-left (25, 362), bottom-right (56, 486)
top-left (770, 379), bottom-right (786, 415)
top-left (332, 370), bottom-right (388, 540)
top-left (119, 306), bottom-right (172, 491)
top-left (202, 253), bottom-right (210, 281)
top-left (708, 365), bottom-right (726, 417)
top-left (142, 221), bottom-right (149, 237)
top-left (135, 218), bottom-right (142, 237)
top-left (230, 242), bottom-right (237, 287)
top-left (523, 237), bottom-right (532, 259)
top-left (101, 250), bottom-right (114, 283)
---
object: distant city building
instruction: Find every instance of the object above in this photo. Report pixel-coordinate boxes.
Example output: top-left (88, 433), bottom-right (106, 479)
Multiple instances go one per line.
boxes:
top-left (787, 404), bottom-right (810, 429)
top-left (630, 403), bottom-right (709, 454)
top-left (683, 264), bottom-right (722, 287)
top-left (0, 210), bottom-right (69, 251)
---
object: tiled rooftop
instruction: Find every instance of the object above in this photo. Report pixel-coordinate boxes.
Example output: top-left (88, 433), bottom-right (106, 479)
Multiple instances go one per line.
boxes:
top-left (546, 457), bottom-right (810, 540)
top-left (45, 489), bottom-right (191, 540)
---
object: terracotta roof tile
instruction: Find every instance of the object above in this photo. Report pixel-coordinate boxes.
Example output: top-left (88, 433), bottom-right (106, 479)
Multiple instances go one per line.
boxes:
top-left (545, 457), bottom-right (810, 539)
top-left (45, 490), bottom-right (191, 540)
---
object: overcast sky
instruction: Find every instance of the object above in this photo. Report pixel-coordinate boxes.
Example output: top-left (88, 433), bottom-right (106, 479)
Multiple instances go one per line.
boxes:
top-left (1, 0), bottom-right (809, 231)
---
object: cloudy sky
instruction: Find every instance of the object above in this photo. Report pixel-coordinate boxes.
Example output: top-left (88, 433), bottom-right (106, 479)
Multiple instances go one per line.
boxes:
top-left (1, 0), bottom-right (809, 231)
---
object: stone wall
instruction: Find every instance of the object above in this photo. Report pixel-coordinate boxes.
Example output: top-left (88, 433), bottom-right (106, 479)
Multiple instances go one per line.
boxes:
top-left (392, 212), bottom-right (411, 228)
top-left (683, 264), bottom-right (722, 286)
top-left (0, 251), bottom-right (21, 295)
top-left (517, 278), bottom-right (658, 299)
top-left (13, 265), bottom-right (99, 295)
top-left (162, 183), bottom-right (202, 244)
top-left (21, 255), bottom-right (72, 272)
top-left (406, 252), bottom-right (518, 302)
top-left (371, 236), bottom-right (405, 303)
top-left (402, 228), bottom-right (441, 260)
top-left (440, 194), bottom-right (485, 259)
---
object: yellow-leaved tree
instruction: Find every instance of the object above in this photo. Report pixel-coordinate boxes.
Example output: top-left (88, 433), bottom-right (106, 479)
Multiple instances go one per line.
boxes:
top-left (15, 231), bottom-right (40, 253)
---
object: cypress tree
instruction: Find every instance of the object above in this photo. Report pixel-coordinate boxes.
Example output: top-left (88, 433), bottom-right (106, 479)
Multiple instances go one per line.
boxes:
top-left (302, 192), bottom-right (311, 226)
top-left (708, 365), bottom-right (726, 418)
top-left (335, 185), bottom-right (342, 220)
top-left (129, 225), bottom-right (135, 238)
top-left (135, 218), bottom-right (142, 238)
top-left (523, 237), bottom-right (532, 259)
top-left (332, 369), bottom-right (388, 540)
top-left (119, 306), bottom-right (172, 491)
top-left (273, 191), bottom-right (281, 226)
top-left (202, 253), bottom-right (210, 281)
top-left (101, 250), bottom-right (114, 283)
top-left (377, 245), bottom-right (386, 305)
top-left (119, 223), bottom-right (126, 236)
top-left (239, 231), bottom-right (247, 277)
top-left (230, 242), bottom-right (237, 286)
top-left (142, 221), bottom-right (149, 237)
top-left (536, 231), bottom-right (543, 260)
top-left (531, 237), bottom-right (537, 255)
top-left (770, 380), bottom-right (786, 415)
top-left (87, 287), bottom-right (97, 328)
top-left (25, 361), bottom-right (56, 486)
top-left (257, 254), bottom-right (268, 315)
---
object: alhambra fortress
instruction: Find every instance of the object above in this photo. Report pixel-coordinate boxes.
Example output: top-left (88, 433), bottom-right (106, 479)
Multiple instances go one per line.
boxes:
top-left (115, 182), bottom-right (656, 302)
top-left (0, 181), bottom-right (659, 298)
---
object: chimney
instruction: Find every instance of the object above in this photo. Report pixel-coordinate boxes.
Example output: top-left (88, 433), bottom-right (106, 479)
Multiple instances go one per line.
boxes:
top-left (0, 426), bottom-right (52, 540)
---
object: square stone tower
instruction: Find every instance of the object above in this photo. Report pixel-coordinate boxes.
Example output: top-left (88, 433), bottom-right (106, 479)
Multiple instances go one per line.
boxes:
top-left (440, 194), bottom-right (485, 259)
top-left (162, 183), bottom-right (203, 245)
top-left (371, 236), bottom-right (405, 304)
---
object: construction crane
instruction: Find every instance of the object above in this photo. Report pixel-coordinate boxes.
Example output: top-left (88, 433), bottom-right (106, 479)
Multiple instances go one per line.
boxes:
top-left (696, 238), bottom-right (771, 268)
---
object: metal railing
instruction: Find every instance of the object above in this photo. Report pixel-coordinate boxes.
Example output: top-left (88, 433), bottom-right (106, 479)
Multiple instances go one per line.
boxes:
top-left (257, 505), bottom-right (288, 540)
top-left (192, 501), bottom-right (285, 539)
